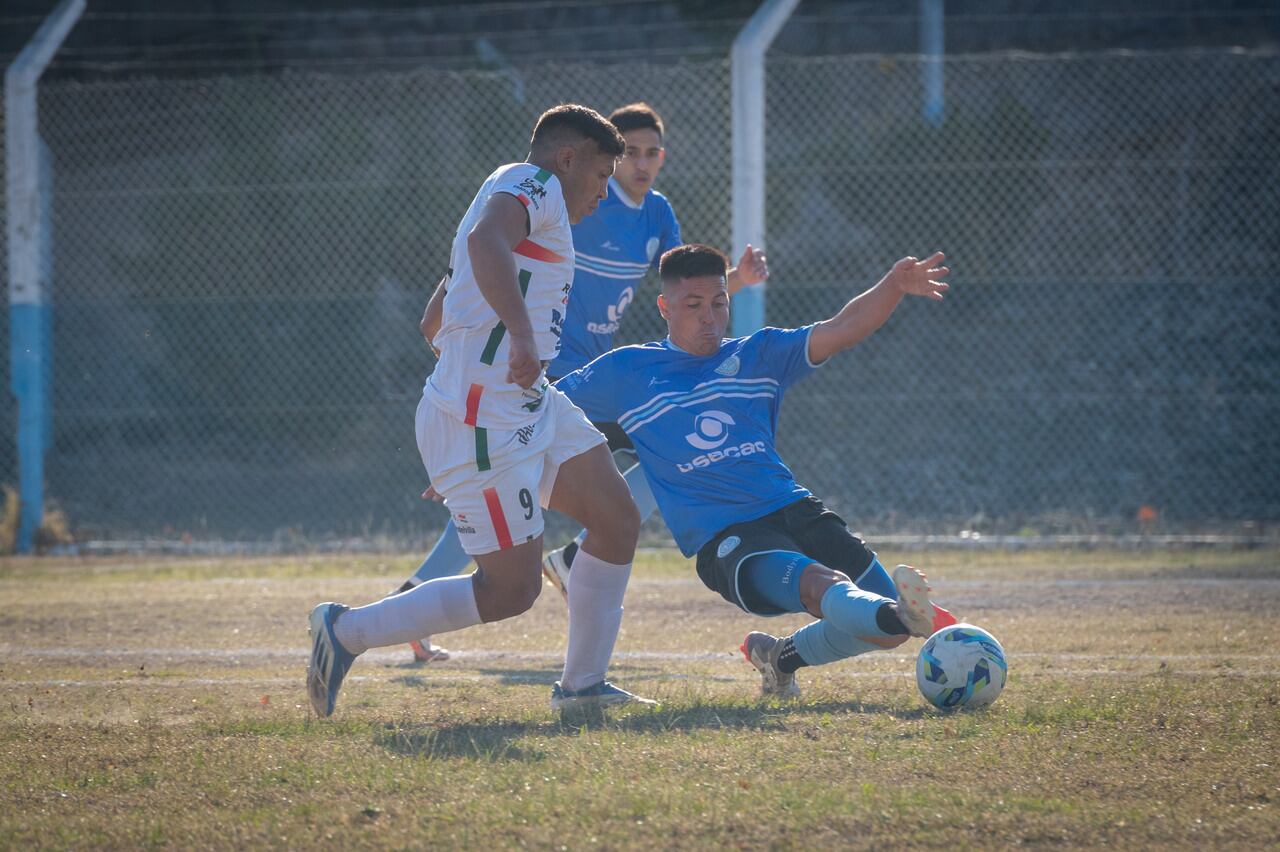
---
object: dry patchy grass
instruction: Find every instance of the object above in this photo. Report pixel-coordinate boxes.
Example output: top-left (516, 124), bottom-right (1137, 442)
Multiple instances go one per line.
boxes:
top-left (2, 547), bottom-right (1278, 849)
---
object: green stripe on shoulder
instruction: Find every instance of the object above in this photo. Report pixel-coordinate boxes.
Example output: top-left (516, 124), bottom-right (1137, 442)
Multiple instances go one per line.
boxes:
top-left (518, 268), bottom-right (531, 297)
top-left (533, 168), bottom-right (552, 184)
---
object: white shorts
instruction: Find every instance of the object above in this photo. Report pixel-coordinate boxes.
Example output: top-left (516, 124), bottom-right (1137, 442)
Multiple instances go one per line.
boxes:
top-left (416, 385), bottom-right (606, 556)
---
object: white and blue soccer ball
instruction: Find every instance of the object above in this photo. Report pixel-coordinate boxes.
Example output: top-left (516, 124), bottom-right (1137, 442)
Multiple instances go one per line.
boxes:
top-left (916, 623), bottom-right (1008, 709)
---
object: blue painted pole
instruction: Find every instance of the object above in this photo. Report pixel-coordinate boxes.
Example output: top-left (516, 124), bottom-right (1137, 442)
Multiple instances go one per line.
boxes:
top-left (6, 0), bottom-right (84, 552)
top-left (921, 0), bottom-right (945, 127)
top-left (10, 303), bottom-right (50, 552)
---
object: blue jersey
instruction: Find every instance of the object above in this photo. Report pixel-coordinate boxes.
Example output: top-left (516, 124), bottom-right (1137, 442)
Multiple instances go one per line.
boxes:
top-left (547, 179), bottom-right (682, 377)
top-left (557, 326), bottom-right (821, 556)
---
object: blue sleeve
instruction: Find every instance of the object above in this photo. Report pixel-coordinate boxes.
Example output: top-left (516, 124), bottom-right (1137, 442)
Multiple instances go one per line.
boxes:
top-left (751, 325), bottom-right (821, 389)
top-left (554, 352), bottom-right (624, 422)
top-left (653, 197), bottom-right (682, 268)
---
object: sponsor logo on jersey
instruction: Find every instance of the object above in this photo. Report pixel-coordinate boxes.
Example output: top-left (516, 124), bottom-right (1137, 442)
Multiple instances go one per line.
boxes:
top-left (608, 287), bottom-right (634, 323)
top-left (685, 410), bottom-right (735, 450)
top-left (516, 424), bottom-right (536, 445)
top-left (515, 177), bottom-right (547, 209)
top-left (587, 286), bottom-right (634, 335)
top-left (677, 440), bottom-right (769, 474)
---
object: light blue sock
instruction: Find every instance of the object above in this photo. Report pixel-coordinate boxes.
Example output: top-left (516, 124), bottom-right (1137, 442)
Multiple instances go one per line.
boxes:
top-left (854, 558), bottom-right (897, 600)
top-left (790, 582), bottom-right (894, 667)
top-left (408, 519), bottom-right (473, 585)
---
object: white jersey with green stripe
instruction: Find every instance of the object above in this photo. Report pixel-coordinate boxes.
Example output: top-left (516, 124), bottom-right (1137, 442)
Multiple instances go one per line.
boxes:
top-left (425, 163), bottom-right (575, 430)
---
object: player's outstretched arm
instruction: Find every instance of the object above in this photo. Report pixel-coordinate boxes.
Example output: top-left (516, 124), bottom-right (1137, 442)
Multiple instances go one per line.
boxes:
top-left (468, 193), bottom-right (541, 388)
top-left (726, 243), bottom-right (768, 295)
top-left (807, 252), bottom-right (949, 364)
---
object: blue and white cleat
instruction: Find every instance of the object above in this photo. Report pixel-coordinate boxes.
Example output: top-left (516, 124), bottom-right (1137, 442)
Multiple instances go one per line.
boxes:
top-left (550, 680), bottom-right (658, 711)
top-left (307, 602), bottom-right (357, 718)
top-left (541, 546), bottom-right (572, 600)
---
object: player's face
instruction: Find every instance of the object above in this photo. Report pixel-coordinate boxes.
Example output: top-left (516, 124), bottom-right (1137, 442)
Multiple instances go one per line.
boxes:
top-left (559, 140), bottom-right (617, 224)
top-left (613, 128), bottom-right (665, 204)
top-left (659, 275), bottom-right (730, 356)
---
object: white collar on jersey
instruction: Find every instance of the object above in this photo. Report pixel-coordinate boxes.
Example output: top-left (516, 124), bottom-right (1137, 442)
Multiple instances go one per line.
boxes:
top-left (609, 177), bottom-right (645, 210)
top-left (663, 336), bottom-right (723, 357)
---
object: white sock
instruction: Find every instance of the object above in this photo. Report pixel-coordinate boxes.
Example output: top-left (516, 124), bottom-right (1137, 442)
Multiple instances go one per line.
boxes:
top-left (335, 574), bottom-right (480, 655)
top-left (560, 549), bottom-right (632, 691)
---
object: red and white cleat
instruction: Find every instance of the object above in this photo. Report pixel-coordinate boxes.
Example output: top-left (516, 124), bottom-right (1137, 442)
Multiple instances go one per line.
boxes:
top-left (408, 638), bottom-right (450, 663)
top-left (930, 603), bottom-right (959, 635)
top-left (892, 564), bottom-right (938, 638)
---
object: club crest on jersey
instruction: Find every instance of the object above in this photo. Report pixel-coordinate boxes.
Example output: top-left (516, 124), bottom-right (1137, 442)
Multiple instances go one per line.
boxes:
top-left (715, 355), bottom-right (740, 376)
top-left (520, 379), bottom-right (548, 413)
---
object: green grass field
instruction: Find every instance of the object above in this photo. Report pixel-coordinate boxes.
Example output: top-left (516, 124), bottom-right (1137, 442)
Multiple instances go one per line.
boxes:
top-left (3, 547), bottom-right (1278, 849)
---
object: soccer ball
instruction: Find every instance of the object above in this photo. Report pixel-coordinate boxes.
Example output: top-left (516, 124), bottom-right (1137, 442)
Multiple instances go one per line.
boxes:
top-left (916, 623), bottom-right (1008, 709)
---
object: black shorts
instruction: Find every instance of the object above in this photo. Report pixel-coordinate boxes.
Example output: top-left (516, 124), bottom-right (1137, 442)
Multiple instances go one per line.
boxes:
top-left (594, 420), bottom-right (634, 453)
top-left (695, 496), bottom-right (876, 615)
top-left (548, 374), bottom-right (634, 453)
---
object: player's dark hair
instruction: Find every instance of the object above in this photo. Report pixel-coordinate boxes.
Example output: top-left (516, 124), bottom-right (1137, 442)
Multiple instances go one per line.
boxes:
top-left (659, 244), bottom-right (728, 289)
top-left (531, 104), bottom-right (625, 157)
top-left (608, 102), bottom-right (665, 141)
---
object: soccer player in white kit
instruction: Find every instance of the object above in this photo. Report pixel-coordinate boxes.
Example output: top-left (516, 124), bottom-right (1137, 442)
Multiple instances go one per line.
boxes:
top-left (307, 105), bottom-right (653, 717)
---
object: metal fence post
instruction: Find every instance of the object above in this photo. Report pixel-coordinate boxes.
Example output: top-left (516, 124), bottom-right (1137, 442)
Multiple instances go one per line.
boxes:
top-left (5, 0), bottom-right (84, 552)
top-left (731, 0), bottom-right (800, 336)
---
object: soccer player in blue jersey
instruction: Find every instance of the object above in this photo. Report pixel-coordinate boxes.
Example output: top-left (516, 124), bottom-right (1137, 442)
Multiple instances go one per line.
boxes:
top-left (555, 243), bottom-right (959, 697)
top-left (393, 103), bottom-right (768, 663)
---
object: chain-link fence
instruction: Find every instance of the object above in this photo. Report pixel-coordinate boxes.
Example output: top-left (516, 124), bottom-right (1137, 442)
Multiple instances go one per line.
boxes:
top-left (3, 48), bottom-right (1278, 545)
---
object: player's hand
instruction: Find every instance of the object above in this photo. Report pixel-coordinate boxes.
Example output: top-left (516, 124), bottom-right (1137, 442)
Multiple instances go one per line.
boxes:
top-left (735, 243), bottom-right (769, 287)
top-left (506, 333), bottom-right (542, 388)
top-left (420, 485), bottom-right (444, 503)
top-left (889, 252), bottom-right (949, 300)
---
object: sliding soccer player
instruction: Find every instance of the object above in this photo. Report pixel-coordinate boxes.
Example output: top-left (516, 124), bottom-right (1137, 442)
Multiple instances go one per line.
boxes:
top-left (554, 244), bottom-right (958, 697)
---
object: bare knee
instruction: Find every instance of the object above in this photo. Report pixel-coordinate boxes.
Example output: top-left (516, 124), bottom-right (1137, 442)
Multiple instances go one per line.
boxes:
top-left (509, 572), bottom-right (543, 615)
top-left (472, 568), bottom-right (543, 622)
top-left (604, 492), bottom-right (641, 542)
top-left (582, 493), bottom-right (640, 563)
